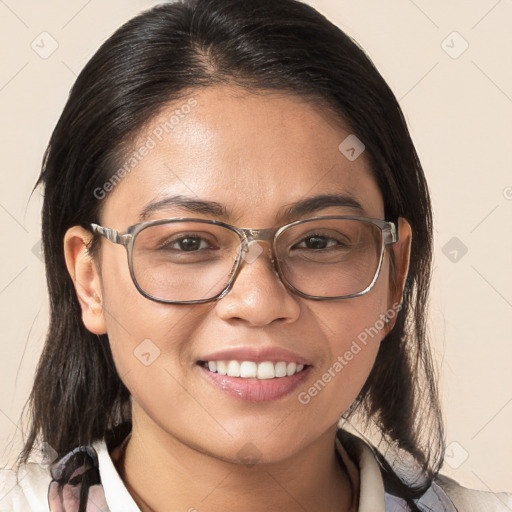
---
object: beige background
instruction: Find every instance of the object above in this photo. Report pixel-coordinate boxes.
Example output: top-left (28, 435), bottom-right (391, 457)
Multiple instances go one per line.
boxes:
top-left (0, 0), bottom-right (510, 494)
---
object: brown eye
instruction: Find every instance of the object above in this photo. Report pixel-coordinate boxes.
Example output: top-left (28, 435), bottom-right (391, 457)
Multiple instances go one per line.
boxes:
top-left (162, 236), bottom-right (212, 252)
top-left (294, 234), bottom-right (345, 250)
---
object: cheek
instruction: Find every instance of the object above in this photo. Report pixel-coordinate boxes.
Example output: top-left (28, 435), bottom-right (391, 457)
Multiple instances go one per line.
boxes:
top-left (300, 277), bottom-right (391, 417)
top-left (98, 249), bottom-right (204, 385)
top-left (101, 292), bottom-right (217, 431)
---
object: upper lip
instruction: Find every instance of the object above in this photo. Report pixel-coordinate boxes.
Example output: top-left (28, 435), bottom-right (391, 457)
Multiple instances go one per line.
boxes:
top-left (198, 346), bottom-right (312, 365)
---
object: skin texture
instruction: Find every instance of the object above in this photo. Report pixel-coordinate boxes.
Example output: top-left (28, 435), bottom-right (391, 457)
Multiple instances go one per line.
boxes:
top-left (64, 85), bottom-right (412, 512)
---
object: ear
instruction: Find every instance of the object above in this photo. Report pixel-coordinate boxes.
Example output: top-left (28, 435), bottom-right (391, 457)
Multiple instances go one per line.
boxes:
top-left (63, 226), bottom-right (107, 335)
top-left (385, 217), bottom-right (412, 331)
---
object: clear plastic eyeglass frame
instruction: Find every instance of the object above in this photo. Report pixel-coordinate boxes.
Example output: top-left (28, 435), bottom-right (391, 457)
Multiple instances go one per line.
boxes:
top-left (90, 215), bottom-right (399, 304)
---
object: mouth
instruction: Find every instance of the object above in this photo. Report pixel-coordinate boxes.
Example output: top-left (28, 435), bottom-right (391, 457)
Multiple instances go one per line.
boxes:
top-left (198, 360), bottom-right (307, 379)
top-left (196, 359), bottom-right (311, 402)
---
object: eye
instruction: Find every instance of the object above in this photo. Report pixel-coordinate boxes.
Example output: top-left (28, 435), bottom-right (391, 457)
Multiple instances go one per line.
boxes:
top-left (160, 235), bottom-right (214, 252)
top-left (293, 234), bottom-right (348, 250)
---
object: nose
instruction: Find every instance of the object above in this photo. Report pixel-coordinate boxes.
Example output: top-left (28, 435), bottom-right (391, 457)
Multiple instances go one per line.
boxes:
top-left (215, 241), bottom-right (301, 326)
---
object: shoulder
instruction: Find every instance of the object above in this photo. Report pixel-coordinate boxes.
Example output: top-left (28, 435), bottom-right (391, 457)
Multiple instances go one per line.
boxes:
top-left (434, 473), bottom-right (512, 512)
top-left (0, 463), bottom-right (52, 512)
top-left (0, 425), bottom-right (135, 512)
top-left (336, 427), bottom-right (512, 512)
top-left (384, 472), bottom-right (512, 512)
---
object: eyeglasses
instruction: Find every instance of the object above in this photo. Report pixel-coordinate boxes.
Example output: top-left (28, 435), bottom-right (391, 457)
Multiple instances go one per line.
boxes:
top-left (90, 215), bottom-right (398, 304)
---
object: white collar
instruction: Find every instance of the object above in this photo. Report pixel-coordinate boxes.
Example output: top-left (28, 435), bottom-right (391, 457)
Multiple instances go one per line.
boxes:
top-left (92, 438), bottom-right (140, 512)
top-left (93, 432), bottom-right (394, 512)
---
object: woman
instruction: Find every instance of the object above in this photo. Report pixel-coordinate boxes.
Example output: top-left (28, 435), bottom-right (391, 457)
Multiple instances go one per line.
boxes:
top-left (1, 0), bottom-right (510, 510)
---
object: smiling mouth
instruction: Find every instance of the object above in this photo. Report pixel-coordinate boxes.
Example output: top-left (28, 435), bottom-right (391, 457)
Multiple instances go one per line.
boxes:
top-left (197, 360), bottom-right (307, 379)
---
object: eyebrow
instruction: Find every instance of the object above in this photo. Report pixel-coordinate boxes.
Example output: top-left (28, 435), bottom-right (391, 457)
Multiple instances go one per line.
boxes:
top-left (139, 195), bottom-right (230, 221)
top-left (138, 193), bottom-right (366, 223)
top-left (280, 193), bottom-right (366, 220)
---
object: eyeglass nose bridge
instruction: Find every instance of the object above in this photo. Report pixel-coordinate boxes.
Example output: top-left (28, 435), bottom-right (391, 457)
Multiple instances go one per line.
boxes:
top-left (237, 226), bottom-right (280, 266)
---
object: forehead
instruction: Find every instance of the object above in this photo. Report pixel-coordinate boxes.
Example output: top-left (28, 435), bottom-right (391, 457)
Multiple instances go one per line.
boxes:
top-left (101, 86), bottom-right (384, 227)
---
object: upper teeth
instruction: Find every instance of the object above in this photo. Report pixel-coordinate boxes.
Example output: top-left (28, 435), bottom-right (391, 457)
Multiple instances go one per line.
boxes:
top-left (206, 360), bottom-right (304, 379)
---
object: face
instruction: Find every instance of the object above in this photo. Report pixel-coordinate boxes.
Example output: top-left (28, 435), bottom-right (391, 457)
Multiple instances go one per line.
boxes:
top-left (65, 85), bottom-right (411, 465)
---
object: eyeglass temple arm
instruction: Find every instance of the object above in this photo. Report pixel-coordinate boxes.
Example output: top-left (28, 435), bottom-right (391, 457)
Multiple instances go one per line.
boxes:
top-left (384, 221), bottom-right (398, 245)
top-left (90, 223), bottom-right (122, 244)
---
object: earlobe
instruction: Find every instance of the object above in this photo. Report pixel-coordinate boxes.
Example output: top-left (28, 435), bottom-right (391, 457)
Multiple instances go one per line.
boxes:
top-left (63, 226), bottom-right (107, 335)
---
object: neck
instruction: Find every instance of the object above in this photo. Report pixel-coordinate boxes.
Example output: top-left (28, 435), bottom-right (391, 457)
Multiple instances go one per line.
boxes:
top-left (114, 406), bottom-right (356, 512)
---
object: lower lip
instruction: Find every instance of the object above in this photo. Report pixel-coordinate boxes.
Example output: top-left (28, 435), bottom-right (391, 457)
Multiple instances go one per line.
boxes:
top-left (198, 365), bottom-right (311, 402)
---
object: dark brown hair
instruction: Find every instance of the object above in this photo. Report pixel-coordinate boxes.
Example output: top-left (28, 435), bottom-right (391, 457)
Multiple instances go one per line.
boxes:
top-left (18, 0), bottom-right (443, 507)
